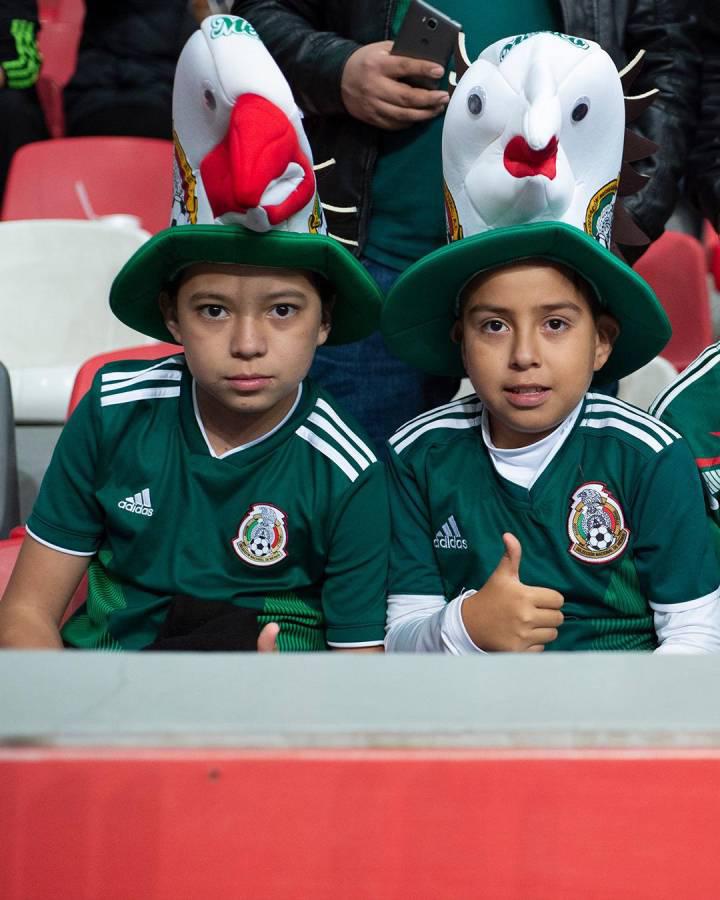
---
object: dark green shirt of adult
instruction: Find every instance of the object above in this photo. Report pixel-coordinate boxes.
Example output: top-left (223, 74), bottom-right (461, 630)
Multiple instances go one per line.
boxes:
top-left (364, 0), bottom-right (560, 272)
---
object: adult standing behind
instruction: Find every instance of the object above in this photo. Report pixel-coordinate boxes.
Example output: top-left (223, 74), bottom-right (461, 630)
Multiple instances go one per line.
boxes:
top-left (0, 0), bottom-right (47, 200)
top-left (686, 0), bottom-right (720, 230)
top-left (63, 0), bottom-right (197, 140)
top-left (231, 1), bottom-right (700, 450)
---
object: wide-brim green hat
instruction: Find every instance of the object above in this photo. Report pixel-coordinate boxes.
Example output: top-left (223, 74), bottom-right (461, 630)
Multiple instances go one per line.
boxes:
top-left (381, 222), bottom-right (670, 385)
top-left (110, 224), bottom-right (382, 345)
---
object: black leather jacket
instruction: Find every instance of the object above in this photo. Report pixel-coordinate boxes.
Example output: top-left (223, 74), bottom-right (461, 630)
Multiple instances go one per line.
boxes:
top-left (232, 0), bottom-right (701, 255)
top-left (64, 0), bottom-right (197, 132)
top-left (687, 0), bottom-right (720, 229)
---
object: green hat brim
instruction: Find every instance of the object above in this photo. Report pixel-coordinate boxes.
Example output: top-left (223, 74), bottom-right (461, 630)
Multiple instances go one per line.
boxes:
top-left (381, 222), bottom-right (671, 385)
top-left (110, 225), bottom-right (382, 345)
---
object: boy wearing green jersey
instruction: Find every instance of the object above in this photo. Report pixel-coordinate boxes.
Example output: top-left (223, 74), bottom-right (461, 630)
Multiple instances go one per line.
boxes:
top-left (381, 237), bottom-right (720, 653)
top-left (0, 226), bottom-right (390, 652)
top-left (649, 343), bottom-right (720, 535)
top-left (378, 28), bottom-right (720, 653)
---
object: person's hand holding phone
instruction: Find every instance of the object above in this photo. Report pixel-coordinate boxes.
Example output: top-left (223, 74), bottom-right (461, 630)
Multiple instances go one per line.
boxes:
top-left (340, 40), bottom-right (449, 131)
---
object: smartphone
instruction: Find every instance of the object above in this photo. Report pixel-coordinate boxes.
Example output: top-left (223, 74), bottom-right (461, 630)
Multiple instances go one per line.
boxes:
top-left (390, 0), bottom-right (462, 89)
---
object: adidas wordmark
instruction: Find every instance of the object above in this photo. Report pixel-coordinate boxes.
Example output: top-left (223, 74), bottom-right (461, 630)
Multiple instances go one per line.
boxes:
top-left (118, 488), bottom-right (154, 517)
top-left (433, 515), bottom-right (468, 550)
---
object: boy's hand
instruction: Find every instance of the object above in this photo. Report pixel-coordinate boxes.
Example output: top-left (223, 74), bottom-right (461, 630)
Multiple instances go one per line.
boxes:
top-left (257, 622), bottom-right (280, 652)
top-left (461, 533), bottom-right (564, 652)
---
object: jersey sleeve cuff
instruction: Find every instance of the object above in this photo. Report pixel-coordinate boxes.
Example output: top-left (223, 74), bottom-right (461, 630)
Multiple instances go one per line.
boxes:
top-left (649, 587), bottom-right (720, 613)
top-left (25, 516), bottom-right (100, 556)
top-left (441, 590), bottom-right (487, 655)
top-left (325, 623), bottom-right (386, 645)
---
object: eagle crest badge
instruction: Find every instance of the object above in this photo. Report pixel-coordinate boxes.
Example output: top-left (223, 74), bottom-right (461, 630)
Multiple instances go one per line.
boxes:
top-left (567, 482), bottom-right (629, 564)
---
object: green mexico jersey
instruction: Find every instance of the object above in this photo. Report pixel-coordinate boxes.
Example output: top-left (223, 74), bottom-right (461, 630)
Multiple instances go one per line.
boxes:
top-left (650, 342), bottom-right (720, 529)
top-left (28, 356), bottom-right (389, 651)
top-left (387, 392), bottom-right (720, 651)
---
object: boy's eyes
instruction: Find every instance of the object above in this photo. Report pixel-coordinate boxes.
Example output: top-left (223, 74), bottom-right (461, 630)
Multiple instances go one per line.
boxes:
top-left (199, 304), bottom-right (229, 319)
top-left (477, 317), bottom-right (571, 333)
top-left (480, 319), bottom-right (509, 333)
top-left (195, 304), bottom-right (299, 320)
top-left (269, 303), bottom-right (298, 319)
top-left (544, 318), bottom-right (570, 332)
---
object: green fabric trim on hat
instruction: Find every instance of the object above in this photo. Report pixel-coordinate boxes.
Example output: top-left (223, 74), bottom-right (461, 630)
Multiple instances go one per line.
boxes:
top-left (381, 222), bottom-right (671, 385)
top-left (110, 224), bottom-right (382, 345)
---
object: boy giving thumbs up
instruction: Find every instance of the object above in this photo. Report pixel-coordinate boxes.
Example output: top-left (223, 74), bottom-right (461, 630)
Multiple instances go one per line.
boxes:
top-left (384, 261), bottom-right (720, 653)
top-left (459, 534), bottom-right (564, 652)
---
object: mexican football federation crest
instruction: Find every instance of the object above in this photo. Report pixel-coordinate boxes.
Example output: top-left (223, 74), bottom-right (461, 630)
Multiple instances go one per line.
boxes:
top-left (584, 179), bottom-right (618, 249)
top-left (233, 503), bottom-right (288, 567)
top-left (567, 482), bottom-right (629, 564)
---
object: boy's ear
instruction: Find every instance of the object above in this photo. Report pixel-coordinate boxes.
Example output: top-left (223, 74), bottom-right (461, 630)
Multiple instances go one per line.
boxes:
top-left (159, 290), bottom-right (182, 344)
top-left (450, 319), bottom-right (467, 369)
top-left (593, 313), bottom-right (620, 372)
top-left (317, 297), bottom-right (334, 348)
top-left (316, 318), bottom-right (331, 348)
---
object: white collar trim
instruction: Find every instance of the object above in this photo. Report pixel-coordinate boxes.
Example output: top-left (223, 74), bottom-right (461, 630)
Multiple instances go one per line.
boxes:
top-left (192, 381), bottom-right (303, 459)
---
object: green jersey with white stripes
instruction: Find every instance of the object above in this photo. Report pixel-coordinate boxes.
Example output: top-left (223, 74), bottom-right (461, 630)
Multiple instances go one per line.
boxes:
top-left (650, 342), bottom-right (720, 528)
top-left (387, 391), bottom-right (720, 651)
top-left (27, 355), bottom-right (389, 651)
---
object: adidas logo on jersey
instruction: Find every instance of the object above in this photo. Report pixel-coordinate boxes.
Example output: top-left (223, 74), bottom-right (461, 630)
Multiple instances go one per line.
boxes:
top-left (118, 488), bottom-right (154, 517)
top-left (433, 515), bottom-right (468, 550)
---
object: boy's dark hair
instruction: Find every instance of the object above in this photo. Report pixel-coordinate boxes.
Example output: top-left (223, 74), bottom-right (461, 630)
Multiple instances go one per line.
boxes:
top-left (161, 265), bottom-right (335, 326)
top-left (306, 271), bottom-right (335, 326)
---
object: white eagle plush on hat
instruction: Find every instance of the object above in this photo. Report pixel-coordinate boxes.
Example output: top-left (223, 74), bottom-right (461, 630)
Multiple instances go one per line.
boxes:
top-left (171, 14), bottom-right (324, 235)
top-left (443, 31), bottom-right (656, 255)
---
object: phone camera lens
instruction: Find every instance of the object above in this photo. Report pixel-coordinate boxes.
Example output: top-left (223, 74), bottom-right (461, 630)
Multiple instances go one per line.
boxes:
top-left (427, 17), bottom-right (438, 29)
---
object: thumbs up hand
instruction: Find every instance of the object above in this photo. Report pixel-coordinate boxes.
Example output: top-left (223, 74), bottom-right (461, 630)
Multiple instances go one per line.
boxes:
top-left (460, 533), bottom-right (564, 652)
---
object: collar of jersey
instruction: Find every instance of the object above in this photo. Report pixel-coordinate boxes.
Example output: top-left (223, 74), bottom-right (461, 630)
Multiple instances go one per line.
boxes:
top-left (485, 395), bottom-right (589, 507)
top-left (178, 366), bottom-right (317, 464)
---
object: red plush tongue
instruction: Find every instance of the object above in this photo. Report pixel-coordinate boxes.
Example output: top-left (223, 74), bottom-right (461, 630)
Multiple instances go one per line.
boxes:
top-left (200, 93), bottom-right (315, 224)
top-left (503, 135), bottom-right (558, 180)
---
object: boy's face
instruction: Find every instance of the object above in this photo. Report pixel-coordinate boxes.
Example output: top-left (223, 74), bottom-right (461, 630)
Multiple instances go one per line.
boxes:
top-left (163, 263), bottom-right (329, 431)
top-left (457, 261), bottom-right (617, 449)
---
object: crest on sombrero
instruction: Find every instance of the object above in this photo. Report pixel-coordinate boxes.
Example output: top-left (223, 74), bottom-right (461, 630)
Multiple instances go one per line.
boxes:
top-left (110, 15), bottom-right (380, 346)
top-left (381, 31), bottom-right (671, 384)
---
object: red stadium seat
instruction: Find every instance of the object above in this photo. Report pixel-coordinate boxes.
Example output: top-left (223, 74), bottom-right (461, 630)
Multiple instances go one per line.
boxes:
top-left (705, 222), bottom-right (720, 292)
top-left (67, 343), bottom-right (183, 418)
top-left (38, 0), bottom-right (85, 26)
top-left (35, 19), bottom-right (83, 136)
top-left (35, 74), bottom-right (65, 138)
top-left (37, 20), bottom-right (81, 87)
top-left (0, 534), bottom-right (25, 597)
top-left (633, 230), bottom-right (714, 372)
top-left (2, 137), bottom-right (174, 234)
top-left (0, 533), bottom-right (87, 622)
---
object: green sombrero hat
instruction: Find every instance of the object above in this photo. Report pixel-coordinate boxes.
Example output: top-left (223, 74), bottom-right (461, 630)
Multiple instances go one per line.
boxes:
top-left (382, 221), bottom-right (669, 384)
top-left (381, 31), bottom-right (671, 384)
top-left (110, 13), bottom-right (381, 345)
top-left (110, 224), bottom-right (381, 346)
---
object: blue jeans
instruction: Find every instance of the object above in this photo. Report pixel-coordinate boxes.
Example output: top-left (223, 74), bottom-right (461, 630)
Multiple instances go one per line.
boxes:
top-left (310, 257), bottom-right (459, 456)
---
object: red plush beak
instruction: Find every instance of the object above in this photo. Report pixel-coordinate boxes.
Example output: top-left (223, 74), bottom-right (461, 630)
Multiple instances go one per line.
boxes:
top-left (200, 93), bottom-right (315, 224)
top-left (503, 136), bottom-right (558, 180)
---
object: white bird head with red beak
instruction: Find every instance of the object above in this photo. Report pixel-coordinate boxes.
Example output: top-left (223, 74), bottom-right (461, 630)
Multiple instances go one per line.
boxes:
top-left (171, 15), bottom-right (324, 234)
top-left (443, 32), bottom-right (624, 248)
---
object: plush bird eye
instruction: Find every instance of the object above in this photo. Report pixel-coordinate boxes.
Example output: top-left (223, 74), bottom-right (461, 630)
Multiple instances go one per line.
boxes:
top-left (203, 88), bottom-right (217, 111)
top-left (466, 86), bottom-right (486, 117)
top-left (572, 97), bottom-right (590, 123)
